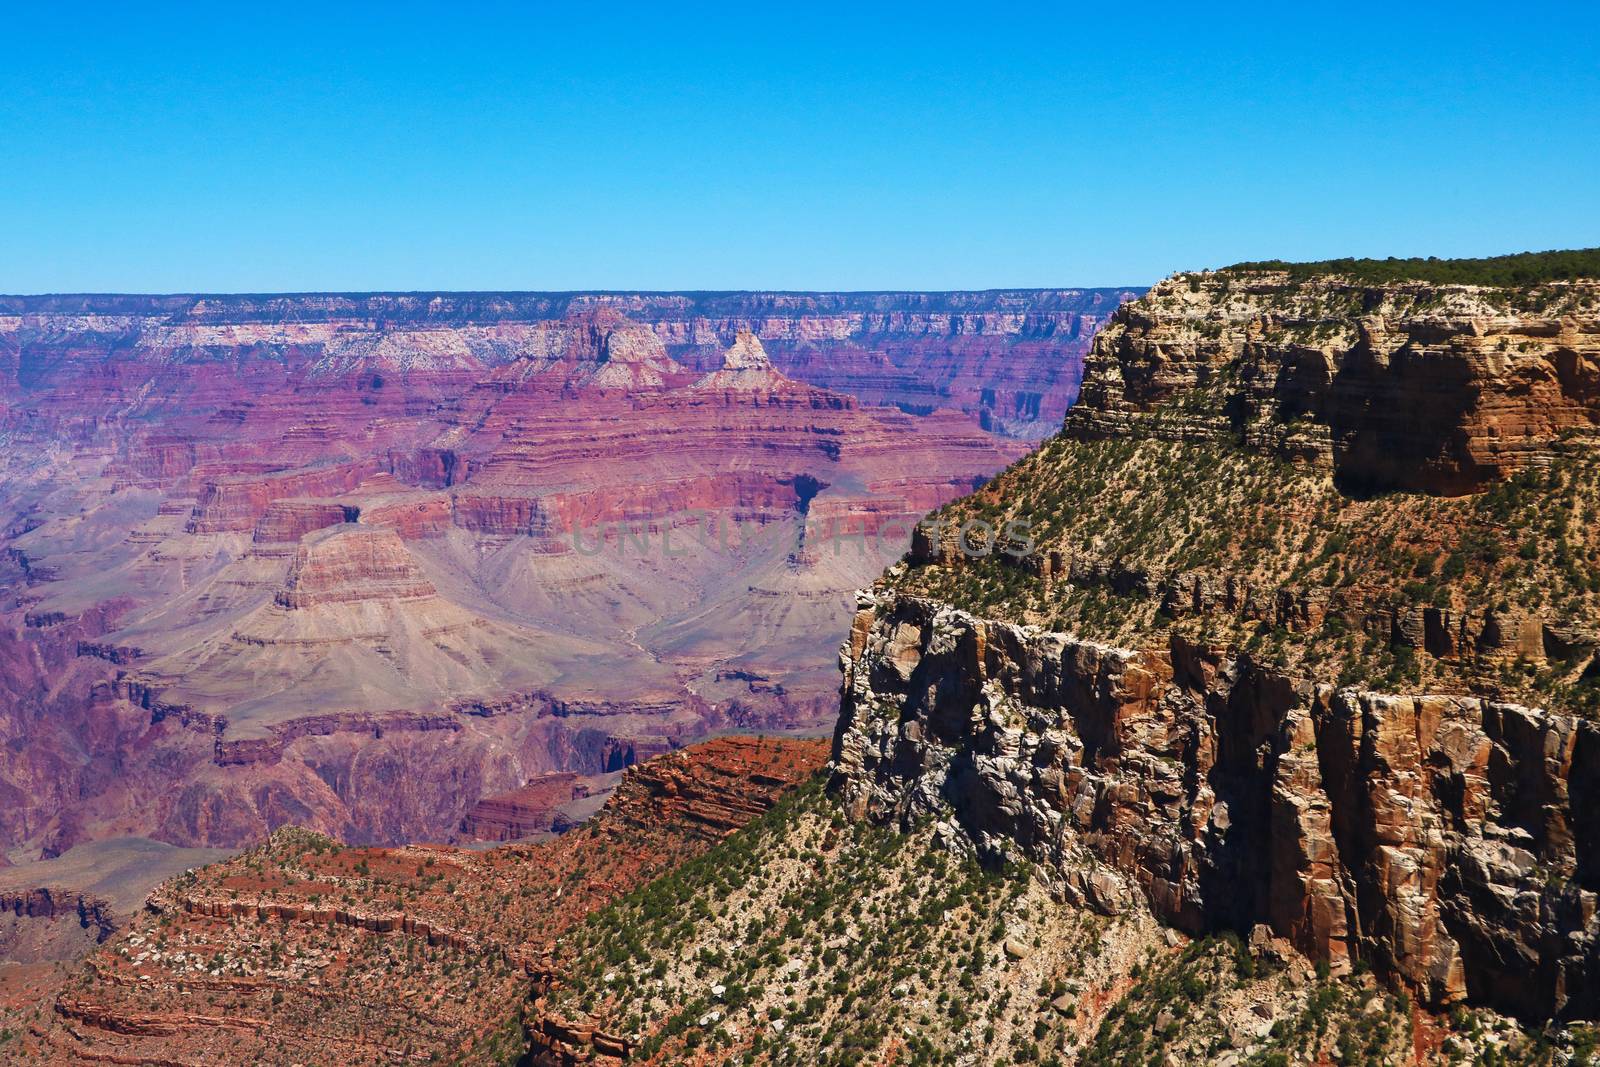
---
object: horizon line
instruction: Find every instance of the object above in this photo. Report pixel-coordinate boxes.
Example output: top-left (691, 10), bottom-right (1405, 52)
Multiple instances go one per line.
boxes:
top-left (0, 284), bottom-right (1151, 301)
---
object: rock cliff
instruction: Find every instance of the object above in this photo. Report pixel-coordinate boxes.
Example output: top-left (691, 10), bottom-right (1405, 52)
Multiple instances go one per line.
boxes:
top-left (842, 258), bottom-right (1600, 1026)
top-left (274, 525), bottom-right (436, 608)
top-left (900, 267), bottom-right (1600, 714)
top-left (0, 887), bottom-right (118, 962)
top-left (832, 592), bottom-right (1598, 1021)
top-left (1070, 271), bottom-right (1600, 494)
top-left (461, 772), bottom-right (591, 840)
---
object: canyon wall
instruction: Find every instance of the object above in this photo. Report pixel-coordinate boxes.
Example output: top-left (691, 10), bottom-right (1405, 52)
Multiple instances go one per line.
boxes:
top-left (1072, 272), bottom-right (1600, 494)
top-left (0, 887), bottom-right (118, 962)
top-left (832, 592), bottom-right (1599, 1021)
top-left (1, 287), bottom-right (1136, 438)
top-left (0, 290), bottom-right (1123, 859)
top-left (839, 265), bottom-right (1600, 1024)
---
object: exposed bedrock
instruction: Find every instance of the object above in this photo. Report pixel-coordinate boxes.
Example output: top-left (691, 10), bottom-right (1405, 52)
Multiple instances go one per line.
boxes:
top-left (461, 772), bottom-right (589, 840)
top-left (0, 887), bottom-right (119, 962)
top-left (274, 525), bottom-right (435, 608)
top-left (23, 736), bottom-right (829, 1065)
top-left (1072, 274), bottom-right (1600, 494)
top-left (831, 592), bottom-right (1600, 1021)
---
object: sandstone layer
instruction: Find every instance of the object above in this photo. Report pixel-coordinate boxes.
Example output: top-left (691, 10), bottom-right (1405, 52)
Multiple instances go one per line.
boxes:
top-left (1070, 272), bottom-right (1600, 494)
top-left (832, 592), bottom-right (1599, 1021)
top-left (460, 772), bottom-right (593, 841)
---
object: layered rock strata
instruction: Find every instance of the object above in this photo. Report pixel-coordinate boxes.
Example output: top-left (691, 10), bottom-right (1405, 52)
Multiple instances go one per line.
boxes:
top-left (832, 592), bottom-right (1599, 1021)
top-left (461, 772), bottom-right (591, 840)
top-left (1071, 272), bottom-right (1600, 494)
top-left (0, 291), bottom-right (1072, 853)
top-left (844, 263), bottom-right (1600, 1026)
top-left (17, 736), bottom-right (827, 1065)
top-left (1, 288), bottom-right (1137, 438)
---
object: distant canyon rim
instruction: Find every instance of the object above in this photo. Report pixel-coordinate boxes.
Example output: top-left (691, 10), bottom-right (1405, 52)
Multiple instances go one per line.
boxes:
top-left (0, 288), bottom-right (1136, 870)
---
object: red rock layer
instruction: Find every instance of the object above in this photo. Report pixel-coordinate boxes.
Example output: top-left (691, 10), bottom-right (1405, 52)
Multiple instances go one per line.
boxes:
top-left (274, 526), bottom-right (436, 608)
top-left (17, 736), bottom-right (827, 1065)
top-left (0, 887), bottom-right (119, 964)
top-left (187, 461), bottom-right (379, 533)
top-left (461, 772), bottom-right (588, 840)
top-left (251, 500), bottom-right (357, 544)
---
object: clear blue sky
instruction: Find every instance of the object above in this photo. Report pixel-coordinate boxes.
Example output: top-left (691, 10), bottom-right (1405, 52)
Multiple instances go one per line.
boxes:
top-left (2, 1), bottom-right (1597, 293)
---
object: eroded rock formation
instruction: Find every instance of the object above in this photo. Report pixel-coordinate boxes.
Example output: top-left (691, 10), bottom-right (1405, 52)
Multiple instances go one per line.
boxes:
top-left (462, 772), bottom-right (590, 840)
top-left (836, 265), bottom-right (1600, 1026)
top-left (832, 593), bottom-right (1599, 1020)
top-left (1072, 272), bottom-right (1600, 494)
top-left (0, 887), bottom-right (118, 963)
top-left (14, 736), bottom-right (827, 1064)
top-left (0, 289), bottom-right (1106, 853)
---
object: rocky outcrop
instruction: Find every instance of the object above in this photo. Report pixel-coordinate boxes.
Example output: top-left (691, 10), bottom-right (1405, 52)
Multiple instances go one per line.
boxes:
top-left (461, 772), bottom-right (589, 840)
top-left (524, 736), bottom-right (830, 1066)
top-left (23, 737), bottom-right (828, 1065)
top-left (832, 592), bottom-right (1600, 1021)
top-left (0, 887), bottom-right (119, 963)
top-left (251, 499), bottom-right (358, 544)
top-left (598, 733), bottom-right (673, 772)
top-left (273, 525), bottom-right (435, 608)
top-left (356, 491), bottom-right (452, 538)
top-left (187, 462), bottom-right (377, 533)
top-left (562, 306), bottom-right (686, 389)
top-left (694, 328), bottom-right (787, 391)
top-left (0, 887), bottom-right (118, 938)
top-left (210, 708), bottom-right (463, 766)
top-left (606, 735), bottom-right (816, 841)
top-left (1070, 272), bottom-right (1600, 494)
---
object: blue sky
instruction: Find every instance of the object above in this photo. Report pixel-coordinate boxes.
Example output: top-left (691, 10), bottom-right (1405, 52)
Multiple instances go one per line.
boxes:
top-left (2, 2), bottom-right (1597, 293)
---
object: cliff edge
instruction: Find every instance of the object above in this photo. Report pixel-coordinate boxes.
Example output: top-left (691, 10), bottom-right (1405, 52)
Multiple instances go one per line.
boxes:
top-left (841, 253), bottom-right (1600, 1023)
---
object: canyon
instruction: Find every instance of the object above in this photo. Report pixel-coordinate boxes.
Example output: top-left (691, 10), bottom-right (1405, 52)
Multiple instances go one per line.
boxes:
top-left (0, 288), bottom-right (1130, 878)
top-left (8, 256), bottom-right (1600, 1064)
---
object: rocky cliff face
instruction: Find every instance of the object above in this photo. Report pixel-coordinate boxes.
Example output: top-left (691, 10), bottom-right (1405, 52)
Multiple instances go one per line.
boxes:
top-left (839, 264), bottom-right (1600, 1025)
top-left (461, 771), bottom-right (591, 840)
top-left (1072, 272), bottom-right (1600, 494)
top-left (833, 592), bottom-right (1599, 1021)
top-left (0, 887), bottom-right (118, 963)
top-left (274, 525), bottom-right (436, 607)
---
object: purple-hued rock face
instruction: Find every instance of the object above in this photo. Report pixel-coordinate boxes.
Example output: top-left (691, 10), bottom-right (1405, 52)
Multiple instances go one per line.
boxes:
top-left (0, 288), bottom-right (1130, 857)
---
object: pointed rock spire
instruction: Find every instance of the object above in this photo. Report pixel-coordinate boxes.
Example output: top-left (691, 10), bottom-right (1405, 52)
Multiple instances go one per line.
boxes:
top-left (722, 329), bottom-right (773, 371)
top-left (694, 329), bottom-right (786, 390)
